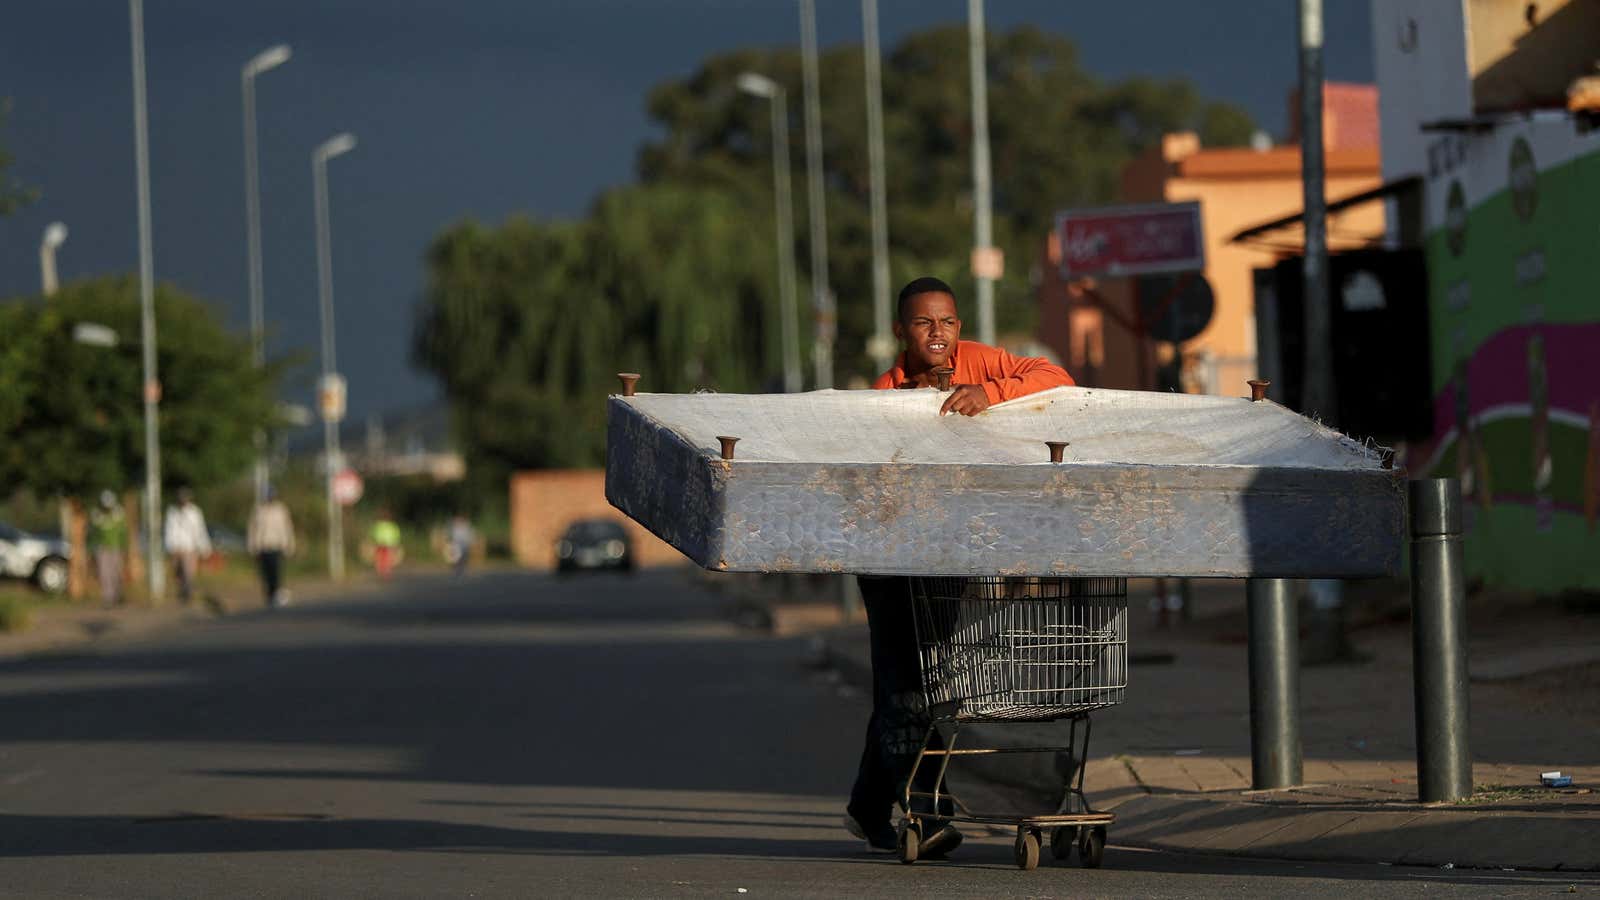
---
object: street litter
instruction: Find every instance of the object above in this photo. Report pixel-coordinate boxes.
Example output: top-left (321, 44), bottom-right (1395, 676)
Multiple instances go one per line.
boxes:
top-left (1541, 771), bottom-right (1573, 788)
top-left (1440, 862), bottom-right (1454, 869)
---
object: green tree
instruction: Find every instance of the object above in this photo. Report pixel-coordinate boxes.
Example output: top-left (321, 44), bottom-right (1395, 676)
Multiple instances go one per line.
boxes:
top-left (415, 24), bottom-right (1255, 476)
top-left (637, 25), bottom-right (1254, 374)
top-left (414, 182), bottom-right (777, 483)
top-left (0, 276), bottom-right (282, 501)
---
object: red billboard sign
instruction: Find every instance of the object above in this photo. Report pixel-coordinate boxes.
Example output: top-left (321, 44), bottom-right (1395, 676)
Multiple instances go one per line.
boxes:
top-left (1055, 201), bottom-right (1205, 278)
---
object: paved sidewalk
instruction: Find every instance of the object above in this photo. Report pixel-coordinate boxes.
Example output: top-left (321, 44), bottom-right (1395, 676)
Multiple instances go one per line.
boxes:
top-left (0, 573), bottom-right (394, 662)
top-left (822, 583), bottom-right (1600, 872)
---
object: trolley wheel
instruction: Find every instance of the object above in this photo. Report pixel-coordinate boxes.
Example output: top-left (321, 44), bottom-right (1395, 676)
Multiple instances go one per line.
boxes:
top-left (1013, 826), bottom-right (1040, 871)
top-left (1050, 826), bottom-right (1075, 861)
top-left (898, 823), bottom-right (920, 865)
top-left (1077, 825), bottom-right (1106, 868)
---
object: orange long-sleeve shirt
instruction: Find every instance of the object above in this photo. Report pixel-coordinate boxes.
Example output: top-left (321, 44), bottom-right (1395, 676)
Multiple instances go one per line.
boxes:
top-left (872, 340), bottom-right (1074, 404)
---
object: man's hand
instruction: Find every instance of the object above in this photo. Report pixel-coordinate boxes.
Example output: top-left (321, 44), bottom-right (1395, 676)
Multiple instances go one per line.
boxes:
top-left (939, 384), bottom-right (991, 417)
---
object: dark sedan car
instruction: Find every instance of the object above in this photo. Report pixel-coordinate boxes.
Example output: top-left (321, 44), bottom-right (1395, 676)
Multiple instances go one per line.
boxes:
top-left (556, 519), bottom-right (634, 573)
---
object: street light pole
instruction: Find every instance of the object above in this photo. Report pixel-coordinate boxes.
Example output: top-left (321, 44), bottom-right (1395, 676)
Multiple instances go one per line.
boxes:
top-left (129, 0), bottom-right (164, 601)
top-left (798, 0), bottom-right (834, 389)
top-left (1297, 0), bottom-right (1351, 663)
top-left (40, 222), bottom-right (68, 296)
top-left (968, 0), bottom-right (996, 346)
top-left (242, 43), bottom-right (291, 504)
top-left (736, 73), bottom-right (803, 394)
top-left (312, 132), bottom-right (356, 580)
top-left (862, 0), bottom-right (893, 374)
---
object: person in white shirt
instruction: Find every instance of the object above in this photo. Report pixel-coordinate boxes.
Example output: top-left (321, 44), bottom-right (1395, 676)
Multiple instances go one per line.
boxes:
top-left (163, 487), bottom-right (212, 604)
top-left (247, 488), bottom-right (296, 608)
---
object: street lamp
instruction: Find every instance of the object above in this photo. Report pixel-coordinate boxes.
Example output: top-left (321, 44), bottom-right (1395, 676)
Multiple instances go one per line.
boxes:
top-left (313, 131), bottom-right (356, 580)
top-left (861, 0), bottom-right (894, 374)
top-left (40, 222), bottom-right (68, 296)
top-left (967, 0), bottom-right (997, 346)
top-left (797, 0), bottom-right (835, 389)
top-left (736, 73), bottom-right (802, 394)
top-left (242, 43), bottom-right (291, 504)
top-left (129, 0), bottom-right (164, 600)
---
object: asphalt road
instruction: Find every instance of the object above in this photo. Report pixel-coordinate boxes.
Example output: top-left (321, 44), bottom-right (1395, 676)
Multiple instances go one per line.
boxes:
top-left (0, 570), bottom-right (1588, 898)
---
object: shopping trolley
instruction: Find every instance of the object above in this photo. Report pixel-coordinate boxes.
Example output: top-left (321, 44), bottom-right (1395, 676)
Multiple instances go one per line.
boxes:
top-left (898, 575), bottom-right (1128, 870)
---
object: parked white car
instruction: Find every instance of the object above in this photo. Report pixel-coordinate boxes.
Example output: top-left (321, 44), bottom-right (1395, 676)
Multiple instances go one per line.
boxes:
top-left (0, 522), bottom-right (70, 594)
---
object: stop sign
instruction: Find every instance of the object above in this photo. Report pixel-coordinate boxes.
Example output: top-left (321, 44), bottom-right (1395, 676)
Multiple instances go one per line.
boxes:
top-left (332, 468), bottom-right (364, 506)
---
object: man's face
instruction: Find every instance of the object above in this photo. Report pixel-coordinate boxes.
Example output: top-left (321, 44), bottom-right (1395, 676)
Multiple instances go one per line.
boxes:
top-left (893, 292), bottom-right (961, 370)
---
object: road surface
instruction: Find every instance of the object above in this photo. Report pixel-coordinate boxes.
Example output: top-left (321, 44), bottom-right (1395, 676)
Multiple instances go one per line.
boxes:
top-left (0, 570), bottom-right (1586, 897)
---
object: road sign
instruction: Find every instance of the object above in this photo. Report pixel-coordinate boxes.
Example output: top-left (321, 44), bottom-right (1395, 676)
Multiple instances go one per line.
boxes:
top-left (318, 373), bottom-right (347, 423)
top-left (331, 468), bottom-right (363, 506)
top-left (1137, 273), bottom-right (1216, 343)
top-left (1055, 201), bottom-right (1205, 279)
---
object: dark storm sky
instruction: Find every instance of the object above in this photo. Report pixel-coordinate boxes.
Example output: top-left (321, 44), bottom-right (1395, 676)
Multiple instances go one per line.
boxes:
top-left (0, 1), bottom-right (1372, 420)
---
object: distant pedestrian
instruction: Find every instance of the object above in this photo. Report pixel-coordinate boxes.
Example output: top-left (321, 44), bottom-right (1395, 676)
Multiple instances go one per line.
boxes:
top-left (163, 487), bottom-right (212, 605)
top-left (447, 514), bottom-right (475, 577)
top-left (247, 487), bottom-right (296, 608)
top-left (370, 511), bottom-right (402, 579)
top-left (88, 491), bottom-right (127, 608)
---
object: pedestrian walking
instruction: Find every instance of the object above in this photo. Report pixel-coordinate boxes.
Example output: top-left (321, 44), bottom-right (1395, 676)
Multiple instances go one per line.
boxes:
top-left (370, 511), bottom-right (402, 579)
top-left (844, 277), bottom-right (1076, 857)
top-left (447, 514), bottom-right (475, 577)
top-left (163, 487), bottom-right (211, 605)
top-left (88, 491), bottom-right (127, 608)
top-left (247, 487), bottom-right (296, 608)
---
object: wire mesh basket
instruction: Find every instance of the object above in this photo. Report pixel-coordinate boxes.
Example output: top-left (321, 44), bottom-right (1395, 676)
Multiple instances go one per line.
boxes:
top-left (908, 576), bottom-right (1128, 722)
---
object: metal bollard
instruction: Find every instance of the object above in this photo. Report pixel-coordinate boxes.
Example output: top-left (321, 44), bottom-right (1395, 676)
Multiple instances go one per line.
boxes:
top-left (1409, 477), bottom-right (1473, 802)
top-left (1247, 577), bottom-right (1302, 789)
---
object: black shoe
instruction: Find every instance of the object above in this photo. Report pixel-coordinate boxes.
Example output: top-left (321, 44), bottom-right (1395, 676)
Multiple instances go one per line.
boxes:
top-left (843, 811), bottom-right (898, 851)
top-left (919, 823), bottom-right (963, 859)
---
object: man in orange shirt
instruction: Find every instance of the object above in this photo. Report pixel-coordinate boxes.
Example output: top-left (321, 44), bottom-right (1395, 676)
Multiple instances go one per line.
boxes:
top-left (845, 277), bottom-right (1075, 857)
top-left (872, 275), bottom-right (1074, 411)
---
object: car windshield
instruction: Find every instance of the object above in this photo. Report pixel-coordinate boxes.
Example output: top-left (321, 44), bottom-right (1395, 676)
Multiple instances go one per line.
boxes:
top-left (0, 523), bottom-right (21, 542)
top-left (566, 521), bottom-right (625, 542)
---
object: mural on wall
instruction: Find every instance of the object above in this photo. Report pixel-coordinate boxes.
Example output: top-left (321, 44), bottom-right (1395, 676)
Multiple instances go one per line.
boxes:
top-left (1405, 132), bottom-right (1600, 591)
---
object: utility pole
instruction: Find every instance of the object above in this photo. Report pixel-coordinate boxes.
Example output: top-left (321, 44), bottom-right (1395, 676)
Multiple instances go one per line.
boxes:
top-left (1299, 0), bottom-right (1333, 422)
top-left (313, 133), bottom-right (356, 580)
top-left (129, 0), bottom-right (164, 601)
top-left (1298, 0), bottom-right (1350, 662)
top-left (967, 0), bottom-right (996, 346)
top-left (862, 0), bottom-right (893, 374)
top-left (736, 73), bottom-right (803, 394)
top-left (798, 0), bottom-right (834, 389)
top-left (242, 44), bottom-right (291, 503)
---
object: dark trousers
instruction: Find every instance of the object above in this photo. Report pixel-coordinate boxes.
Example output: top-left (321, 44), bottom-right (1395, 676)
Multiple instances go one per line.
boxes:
top-left (848, 576), bottom-right (951, 825)
top-left (257, 551), bottom-right (283, 605)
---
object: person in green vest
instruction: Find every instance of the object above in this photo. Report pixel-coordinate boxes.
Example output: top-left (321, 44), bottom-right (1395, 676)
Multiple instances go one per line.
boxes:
top-left (89, 491), bottom-right (128, 608)
top-left (370, 511), bottom-right (403, 579)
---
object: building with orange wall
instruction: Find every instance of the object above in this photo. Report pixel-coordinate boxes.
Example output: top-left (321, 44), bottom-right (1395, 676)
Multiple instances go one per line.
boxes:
top-left (1038, 84), bottom-right (1388, 396)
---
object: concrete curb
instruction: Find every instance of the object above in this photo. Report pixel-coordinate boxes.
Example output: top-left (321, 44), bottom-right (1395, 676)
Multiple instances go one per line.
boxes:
top-left (821, 627), bottom-right (1600, 873)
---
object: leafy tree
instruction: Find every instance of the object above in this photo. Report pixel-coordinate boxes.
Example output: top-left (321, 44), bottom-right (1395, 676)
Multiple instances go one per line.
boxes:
top-left (415, 183), bottom-right (777, 483)
top-left (0, 276), bottom-right (281, 500)
top-left (414, 25), bottom-right (1255, 476)
top-left (637, 25), bottom-right (1256, 366)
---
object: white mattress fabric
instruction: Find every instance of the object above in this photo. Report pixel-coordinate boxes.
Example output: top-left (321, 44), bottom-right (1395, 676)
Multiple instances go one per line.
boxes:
top-left (605, 386), bottom-right (1403, 578)
top-left (620, 386), bottom-right (1384, 470)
